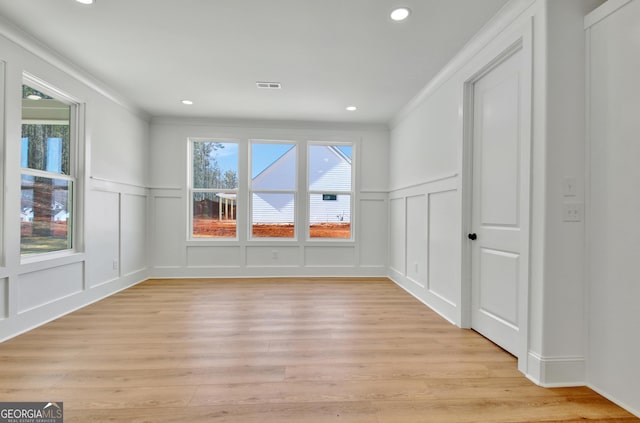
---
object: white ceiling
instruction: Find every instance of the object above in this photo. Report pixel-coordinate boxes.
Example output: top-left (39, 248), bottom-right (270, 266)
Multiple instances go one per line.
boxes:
top-left (0, 0), bottom-right (509, 124)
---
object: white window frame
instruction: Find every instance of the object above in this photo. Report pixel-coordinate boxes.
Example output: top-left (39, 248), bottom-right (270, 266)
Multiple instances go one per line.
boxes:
top-left (188, 138), bottom-right (240, 241)
top-left (20, 74), bottom-right (80, 260)
top-left (249, 140), bottom-right (298, 241)
top-left (307, 141), bottom-right (355, 241)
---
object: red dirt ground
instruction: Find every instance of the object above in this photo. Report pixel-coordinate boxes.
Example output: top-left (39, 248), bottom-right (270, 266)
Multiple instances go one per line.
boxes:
top-left (309, 223), bottom-right (351, 239)
top-left (252, 224), bottom-right (294, 238)
top-left (193, 219), bottom-right (237, 238)
top-left (193, 218), bottom-right (350, 238)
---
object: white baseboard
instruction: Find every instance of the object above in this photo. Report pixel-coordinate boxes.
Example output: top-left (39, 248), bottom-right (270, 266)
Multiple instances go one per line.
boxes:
top-left (587, 383), bottom-right (640, 419)
top-left (0, 269), bottom-right (148, 342)
top-left (387, 270), bottom-right (458, 326)
top-left (526, 352), bottom-right (585, 387)
top-left (150, 266), bottom-right (387, 279)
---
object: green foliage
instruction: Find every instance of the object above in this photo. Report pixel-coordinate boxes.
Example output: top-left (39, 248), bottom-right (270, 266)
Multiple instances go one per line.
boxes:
top-left (223, 169), bottom-right (238, 189)
top-left (193, 141), bottom-right (238, 201)
top-left (22, 85), bottom-right (53, 100)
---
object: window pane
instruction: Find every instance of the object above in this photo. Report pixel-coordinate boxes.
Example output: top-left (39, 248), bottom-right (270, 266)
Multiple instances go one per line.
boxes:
top-left (193, 141), bottom-right (238, 189)
top-left (22, 85), bottom-right (71, 175)
top-left (251, 143), bottom-right (296, 190)
top-left (252, 193), bottom-right (294, 238)
top-left (309, 194), bottom-right (351, 239)
top-left (21, 175), bottom-right (72, 254)
top-left (192, 192), bottom-right (237, 238)
top-left (308, 145), bottom-right (352, 191)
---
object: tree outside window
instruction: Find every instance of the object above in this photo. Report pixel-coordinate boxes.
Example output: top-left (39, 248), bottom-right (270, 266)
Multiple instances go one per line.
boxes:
top-left (191, 140), bottom-right (239, 238)
top-left (20, 83), bottom-right (76, 255)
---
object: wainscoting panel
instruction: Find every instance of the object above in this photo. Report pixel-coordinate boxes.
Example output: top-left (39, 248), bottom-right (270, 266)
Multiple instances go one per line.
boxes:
top-left (389, 198), bottom-right (406, 275)
top-left (85, 189), bottom-right (120, 288)
top-left (121, 193), bottom-right (148, 276)
top-left (246, 246), bottom-right (299, 268)
top-left (0, 278), bottom-right (7, 319)
top-left (304, 246), bottom-right (356, 267)
top-left (18, 262), bottom-right (84, 313)
top-left (428, 189), bottom-right (459, 306)
top-left (153, 196), bottom-right (186, 268)
top-left (187, 246), bottom-right (242, 268)
top-left (358, 198), bottom-right (387, 268)
top-left (388, 175), bottom-right (460, 325)
top-left (406, 195), bottom-right (428, 288)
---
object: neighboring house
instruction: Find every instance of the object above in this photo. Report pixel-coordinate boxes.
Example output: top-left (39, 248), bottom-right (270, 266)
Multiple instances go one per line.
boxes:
top-left (54, 210), bottom-right (69, 222)
top-left (251, 145), bottom-right (351, 224)
top-left (20, 207), bottom-right (68, 223)
top-left (20, 208), bottom-right (33, 222)
top-left (20, 192), bottom-right (69, 223)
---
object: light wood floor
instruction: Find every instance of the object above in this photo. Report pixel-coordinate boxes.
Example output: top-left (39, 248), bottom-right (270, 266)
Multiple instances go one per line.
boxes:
top-left (0, 278), bottom-right (637, 423)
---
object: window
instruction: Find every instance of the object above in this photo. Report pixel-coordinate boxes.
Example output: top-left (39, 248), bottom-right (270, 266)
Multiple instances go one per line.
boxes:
top-left (190, 140), bottom-right (239, 238)
top-left (20, 83), bottom-right (76, 255)
top-left (308, 144), bottom-right (353, 239)
top-left (250, 141), bottom-right (296, 238)
top-left (188, 139), bottom-right (355, 242)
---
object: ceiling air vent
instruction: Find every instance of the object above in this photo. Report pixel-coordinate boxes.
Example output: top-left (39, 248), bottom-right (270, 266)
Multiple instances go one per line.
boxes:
top-left (256, 81), bottom-right (282, 89)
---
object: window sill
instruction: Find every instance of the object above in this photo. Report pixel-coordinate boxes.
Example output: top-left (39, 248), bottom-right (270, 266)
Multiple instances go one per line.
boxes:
top-left (20, 250), bottom-right (85, 273)
top-left (184, 239), bottom-right (355, 246)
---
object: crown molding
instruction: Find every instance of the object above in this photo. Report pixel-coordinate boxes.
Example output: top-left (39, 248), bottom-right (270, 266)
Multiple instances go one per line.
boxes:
top-left (389, 0), bottom-right (537, 129)
top-left (151, 115), bottom-right (390, 133)
top-left (0, 14), bottom-right (150, 122)
top-left (584, 0), bottom-right (632, 29)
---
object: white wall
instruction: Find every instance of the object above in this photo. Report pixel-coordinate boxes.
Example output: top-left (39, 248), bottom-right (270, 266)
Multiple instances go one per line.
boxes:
top-left (0, 23), bottom-right (150, 341)
top-left (531, 0), bottom-right (603, 386)
top-left (387, 67), bottom-right (462, 321)
top-left (586, 0), bottom-right (640, 415)
top-left (387, 0), bottom-right (603, 388)
top-left (149, 118), bottom-right (389, 277)
top-left (388, 0), bottom-right (540, 328)
top-left (1, 2), bottom-right (636, 418)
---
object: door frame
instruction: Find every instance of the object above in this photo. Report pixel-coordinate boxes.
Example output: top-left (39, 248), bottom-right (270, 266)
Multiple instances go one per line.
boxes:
top-left (460, 19), bottom-right (533, 374)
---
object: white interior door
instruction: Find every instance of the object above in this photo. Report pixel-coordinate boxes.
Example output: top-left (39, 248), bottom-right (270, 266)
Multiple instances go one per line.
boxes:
top-left (469, 47), bottom-right (529, 357)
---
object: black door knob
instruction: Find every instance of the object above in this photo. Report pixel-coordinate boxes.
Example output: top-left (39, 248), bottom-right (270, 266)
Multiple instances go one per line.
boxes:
top-left (468, 233), bottom-right (477, 240)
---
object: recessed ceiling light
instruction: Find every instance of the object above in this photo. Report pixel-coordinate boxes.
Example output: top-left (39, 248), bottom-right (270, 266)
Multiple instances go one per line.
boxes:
top-left (76, 0), bottom-right (95, 4)
top-left (26, 94), bottom-right (42, 100)
top-left (181, 100), bottom-right (193, 105)
top-left (346, 106), bottom-right (357, 111)
top-left (390, 7), bottom-right (411, 21)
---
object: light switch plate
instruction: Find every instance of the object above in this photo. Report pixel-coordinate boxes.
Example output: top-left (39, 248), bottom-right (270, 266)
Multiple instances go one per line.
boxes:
top-left (563, 176), bottom-right (577, 197)
top-left (563, 202), bottom-right (583, 222)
